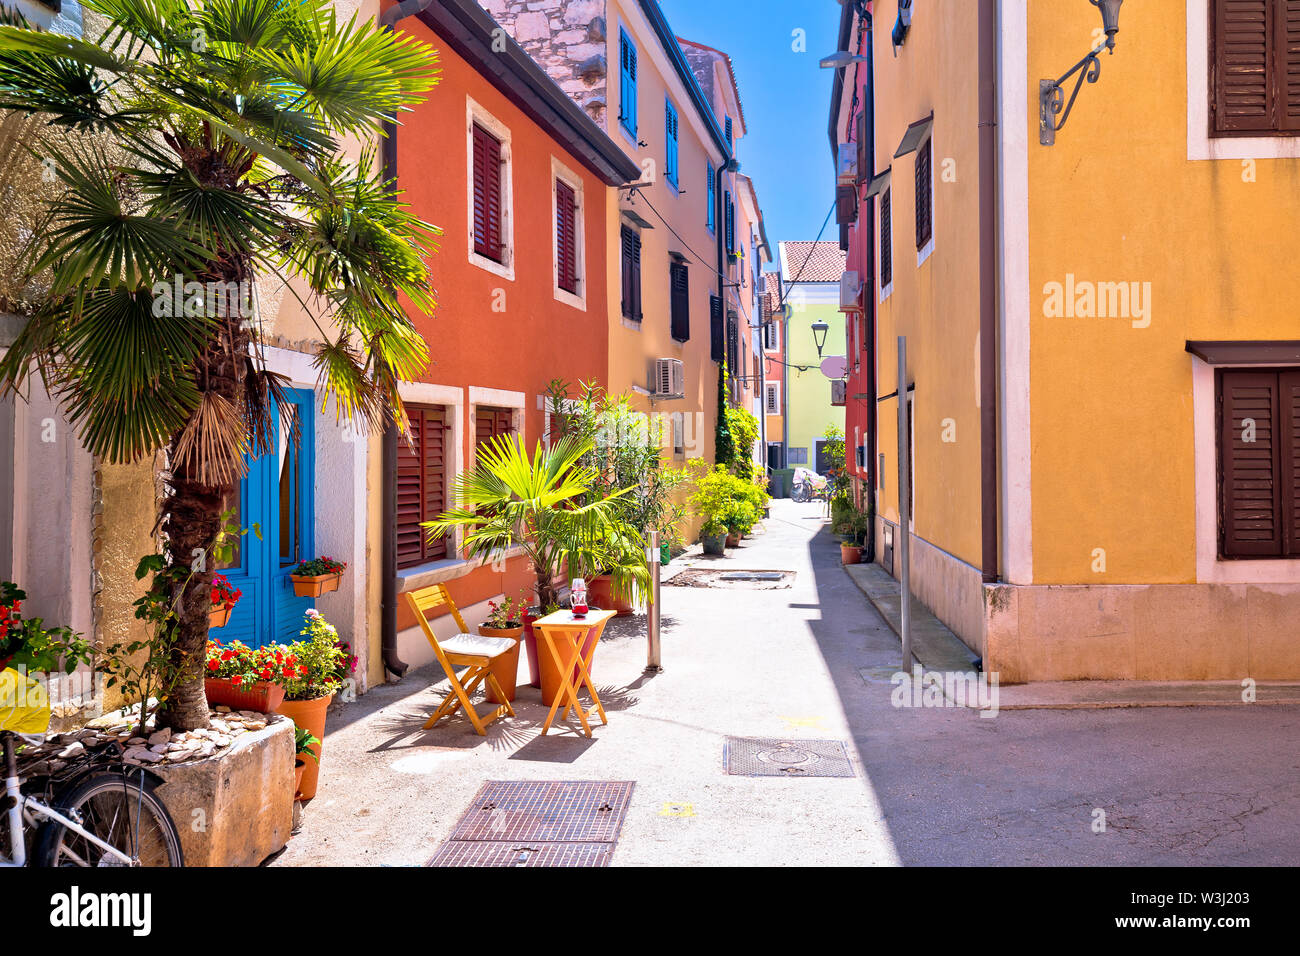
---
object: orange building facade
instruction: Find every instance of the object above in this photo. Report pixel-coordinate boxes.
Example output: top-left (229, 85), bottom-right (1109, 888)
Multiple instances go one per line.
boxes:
top-left (385, 1), bottom-right (639, 670)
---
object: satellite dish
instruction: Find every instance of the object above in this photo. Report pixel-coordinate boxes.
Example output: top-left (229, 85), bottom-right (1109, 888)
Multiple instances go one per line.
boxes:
top-left (820, 356), bottom-right (847, 379)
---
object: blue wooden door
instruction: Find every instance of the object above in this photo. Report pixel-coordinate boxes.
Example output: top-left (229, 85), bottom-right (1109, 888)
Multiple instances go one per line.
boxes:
top-left (217, 388), bottom-right (315, 648)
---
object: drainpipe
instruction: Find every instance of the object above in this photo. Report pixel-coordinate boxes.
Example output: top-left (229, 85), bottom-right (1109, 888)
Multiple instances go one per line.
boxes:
top-left (977, 0), bottom-right (999, 584)
top-left (714, 158), bottom-right (735, 445)
top-left (379, 0), bottom-right (435, 679)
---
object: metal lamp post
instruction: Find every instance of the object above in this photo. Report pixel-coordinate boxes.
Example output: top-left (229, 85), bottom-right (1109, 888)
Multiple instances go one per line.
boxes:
top-left (811, 320), bottom-right (829, 358)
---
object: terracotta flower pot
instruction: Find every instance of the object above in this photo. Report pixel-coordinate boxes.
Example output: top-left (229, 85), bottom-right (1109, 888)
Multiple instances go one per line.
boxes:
top-left (538, 624), bottom-right (600, 708)
top-left (840, 543), bottom-right (863, 565)
top-left (701, 534), bottom-right (727, 556)
top-left (725, 532), bottom-right (741, 548)
top-left (522, 609), bottom-right (542, 688)
top-left (289, 572), bottom-right (342, 598)
top-left (293, 758), bottom-right (307, 800)
top-left (587, 575), bottom-right (634, 617)
top-left (478, 624), bottom-right (523, 703)
top-left (275, 693), bottom-right (333, 800)
top-left (208, 603), bottom-right (232, 629)
top-left (205, 677), bottom-right (285, 713)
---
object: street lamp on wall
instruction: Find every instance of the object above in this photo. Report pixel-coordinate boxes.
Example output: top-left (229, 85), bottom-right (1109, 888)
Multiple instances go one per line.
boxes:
top-left (1039, 0), bottom-right (1123, 146)
top-left (811, 320), bottom-right (829, 357)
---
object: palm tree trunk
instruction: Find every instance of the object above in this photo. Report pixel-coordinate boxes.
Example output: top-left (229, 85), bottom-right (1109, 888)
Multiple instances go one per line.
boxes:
top-left (156, 319), bottom-right (246, 732)
top-left (157, 474), bottom-right (223, 731)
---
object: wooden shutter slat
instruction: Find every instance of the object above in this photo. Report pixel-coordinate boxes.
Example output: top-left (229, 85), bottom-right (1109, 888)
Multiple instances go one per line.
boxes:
top-left (915, 138), bottom-right (932, 249)
top-left (1221, 369), bottom-right (1284, 556)
top-left (1214, 0), bottom-right (1277, 131)
top-left (556, 179), bottom-right (577, 293)
top-left (670, 261), bottom-right (689, 341)
top-left (709, 294), bottom-right (724, 362)
top-left (473, 124), bottom-right (503, 261)
top-left (880, 188), bottom-right (892, 287)
top-left (1280, 370), bottom-right (1300, 552)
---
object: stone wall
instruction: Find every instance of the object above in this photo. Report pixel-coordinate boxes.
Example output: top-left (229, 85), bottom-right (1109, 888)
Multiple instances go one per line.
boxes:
top-left (479, 0), bottom-right (609, 125)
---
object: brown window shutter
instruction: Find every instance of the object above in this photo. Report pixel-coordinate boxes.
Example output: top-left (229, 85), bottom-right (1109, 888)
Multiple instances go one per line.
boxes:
top-left (1281, 370), bottom-right (1300, 552)
top-left (422, 407), bottom-right (447, 562)
top-left (879, 188), bottom-right (892, 288)
top-left (1219, 369), bottom-right (1284, 556)
top-left (709, 293), bottom-right (724, 362)
top-left (1280, 1), bottom-right (1300, 130)
top-left (1213, 0), bottom-right (1277, 133)
top-left (473, 124), bottom-right (504, 261)
top-left (669, 260), bottom-right (690, 341)
top-left (621, 226), bottom-right (642, 321)
top-left (397, 407), bottom-right (448, 568)
top-left (556, 180), bottom-right (578, 293)
top-left (915, 138), bottom-right (932, 249)
top-left (836, 184), bottom-right (857, 225)
top-left (396, 412), bottom-right (425, 568)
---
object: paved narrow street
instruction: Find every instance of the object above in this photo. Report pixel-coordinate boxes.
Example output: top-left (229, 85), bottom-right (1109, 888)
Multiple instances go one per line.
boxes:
top-left (276, 500), bottom-right (1300, 867)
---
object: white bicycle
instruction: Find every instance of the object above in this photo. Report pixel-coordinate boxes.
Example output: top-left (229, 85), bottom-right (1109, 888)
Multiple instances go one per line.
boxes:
top-left (1, 729), bottom-right (183, 867)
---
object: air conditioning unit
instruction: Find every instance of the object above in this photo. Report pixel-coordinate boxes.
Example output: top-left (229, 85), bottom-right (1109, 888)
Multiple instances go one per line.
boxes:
top-left (653, 358), bottom-right (685, 399)
top-left (837, 143), bottom-right (858, 184)
top-left (839, 270), bottom-right (863, 312)
top-left (831, 380), bottom-right (847, 406)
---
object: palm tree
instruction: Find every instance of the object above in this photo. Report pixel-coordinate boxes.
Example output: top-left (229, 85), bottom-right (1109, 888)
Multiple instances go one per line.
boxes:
top-left (424, 435), bottom-right (648, 609)
top-left (0, 1), bottom-right (441, 730)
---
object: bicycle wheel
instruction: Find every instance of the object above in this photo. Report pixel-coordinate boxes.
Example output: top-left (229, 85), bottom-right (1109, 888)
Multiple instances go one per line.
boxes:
top-left (34, 771), bottom-right (184, 867)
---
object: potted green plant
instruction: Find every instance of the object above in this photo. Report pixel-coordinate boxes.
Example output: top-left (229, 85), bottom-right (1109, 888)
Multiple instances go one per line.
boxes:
top-left (0, 582), bottom-right (93, 674)
top-left (208, 574), bottom-right (242, 629)
top-left (289, 557), bottom-right (347, 598)
top-left (293, 726), bottom-right (321, 800)
top-left (273, 610), bottom-right (347, 800)
top-left (425, 434), bottom-right (644, 694)
top-left (478, 593), bottom-right (527, 703)
top-left (688, 464), bottom-right (739, 556)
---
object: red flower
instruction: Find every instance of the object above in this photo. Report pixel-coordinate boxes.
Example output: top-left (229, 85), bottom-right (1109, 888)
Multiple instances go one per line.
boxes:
top-left (207, 659), bottom-right (219, 672)
top-left (231, 675), bottom-right (243, 686)
top-left (260, 667), bottom-right (272, 680)
top-left (221, 648), bottom-right (234, 661)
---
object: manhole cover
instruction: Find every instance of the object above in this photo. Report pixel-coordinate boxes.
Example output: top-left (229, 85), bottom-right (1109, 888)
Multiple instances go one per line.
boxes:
top-left (427, 841), bottom-right (613, 868)
top-left (666, 569), bottom-right (795, 589)
top-left (448, 780), bottom-right (635, 843)
top-left (724, 737), bottom-right (856, 778)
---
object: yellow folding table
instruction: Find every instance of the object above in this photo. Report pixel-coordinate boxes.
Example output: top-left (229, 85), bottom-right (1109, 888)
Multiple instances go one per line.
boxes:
top-left (533, 609), bottom-right (617, 737)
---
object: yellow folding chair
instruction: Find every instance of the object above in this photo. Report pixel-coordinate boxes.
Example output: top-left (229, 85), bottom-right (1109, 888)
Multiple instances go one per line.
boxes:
top-left (403, 584), bottom-right (516, 735)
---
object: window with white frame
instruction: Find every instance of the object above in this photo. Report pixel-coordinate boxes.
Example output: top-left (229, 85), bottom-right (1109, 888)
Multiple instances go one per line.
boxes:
top-left (466, 97), bottom-right (514, 281)
top-left (552, 158), bottom-right (585, 309)
top-left (765, 382), bottom-right (780, 415)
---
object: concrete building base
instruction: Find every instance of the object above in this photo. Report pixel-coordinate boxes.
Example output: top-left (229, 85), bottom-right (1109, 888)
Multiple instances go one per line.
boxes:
top-left (875, 519), bottom-right (1300, 684)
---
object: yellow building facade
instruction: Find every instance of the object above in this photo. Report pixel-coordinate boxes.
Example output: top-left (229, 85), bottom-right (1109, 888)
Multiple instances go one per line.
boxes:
top-left (840, 0), bottom-right (1300, 682)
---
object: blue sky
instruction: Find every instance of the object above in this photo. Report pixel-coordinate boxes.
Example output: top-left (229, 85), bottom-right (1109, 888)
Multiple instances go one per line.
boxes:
top-left (659, 0), bottom-right (842, 271)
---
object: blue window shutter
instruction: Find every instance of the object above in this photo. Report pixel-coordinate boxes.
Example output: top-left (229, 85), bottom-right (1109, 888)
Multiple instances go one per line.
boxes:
top-left (665, 99), bottom-right (678, 185)
top-left (725, 116), bottom-right (732, 145)
top-left (706, 161), bottom-right (715, 231)
top-left (620, 29), bottom-right (637, 136)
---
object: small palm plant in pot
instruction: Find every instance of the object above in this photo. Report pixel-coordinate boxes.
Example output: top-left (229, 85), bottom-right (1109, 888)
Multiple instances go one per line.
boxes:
top-left (425, 434), bottom-right (644, 689)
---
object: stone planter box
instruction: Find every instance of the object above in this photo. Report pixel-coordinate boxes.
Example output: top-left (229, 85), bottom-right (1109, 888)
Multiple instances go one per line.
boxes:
top-left (153, 714), bottom-right (295, 866)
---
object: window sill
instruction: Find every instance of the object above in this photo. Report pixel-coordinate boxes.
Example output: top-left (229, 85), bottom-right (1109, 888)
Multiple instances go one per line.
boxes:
top-left (469, 251), bottom-right (514, 282)
top-left (917, 236), bottom-right (934, 268)
top-left (554, 285), bottom-right (586, 312)
top-left (621, 316), bottom-right (642, 332)
top-left (396, 558), bottom-right (472, 593)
